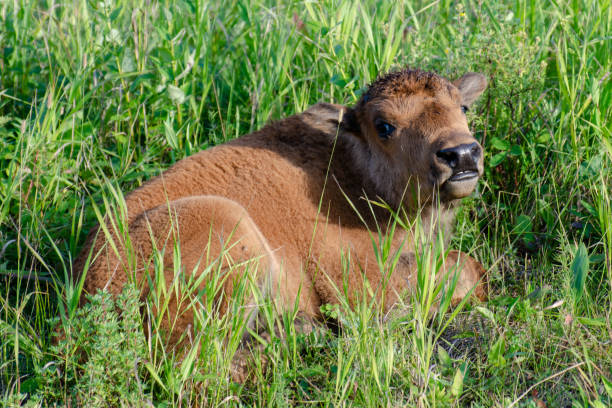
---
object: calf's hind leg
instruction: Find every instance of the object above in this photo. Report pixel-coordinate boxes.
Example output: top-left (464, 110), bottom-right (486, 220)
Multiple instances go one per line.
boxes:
top-left (122, 195), bottom-right (281, 347)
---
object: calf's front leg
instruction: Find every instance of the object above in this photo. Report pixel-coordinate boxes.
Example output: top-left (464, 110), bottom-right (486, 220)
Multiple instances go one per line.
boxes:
top-left (385, 249), bottom-right (487, 311)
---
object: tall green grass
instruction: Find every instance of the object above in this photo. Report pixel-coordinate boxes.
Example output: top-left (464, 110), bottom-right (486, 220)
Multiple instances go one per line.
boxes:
top-left (1, 0), bottom-right (610, 406)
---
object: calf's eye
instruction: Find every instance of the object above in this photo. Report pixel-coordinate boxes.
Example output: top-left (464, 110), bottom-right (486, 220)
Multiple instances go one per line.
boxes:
top-left (375, 121), bottom-right (395, 140)
top-left (461, 105), bottom-right (469, 114)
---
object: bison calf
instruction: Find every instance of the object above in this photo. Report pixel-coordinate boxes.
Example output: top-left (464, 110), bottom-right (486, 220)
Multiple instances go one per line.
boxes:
top-left (73, 68), bottom-right (488, 379)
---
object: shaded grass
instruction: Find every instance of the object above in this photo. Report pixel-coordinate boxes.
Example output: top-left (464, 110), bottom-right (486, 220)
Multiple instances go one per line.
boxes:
top-left (1, 0), bottom-right (611, 406)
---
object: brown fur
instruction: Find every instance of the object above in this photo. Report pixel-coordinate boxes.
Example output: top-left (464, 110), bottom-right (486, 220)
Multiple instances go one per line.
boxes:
top-left (73, 68), bottom-right (488, 363)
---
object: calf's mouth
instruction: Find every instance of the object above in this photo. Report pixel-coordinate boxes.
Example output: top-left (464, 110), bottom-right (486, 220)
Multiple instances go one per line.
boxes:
top-left (448, 169), bottom-right (479, 182)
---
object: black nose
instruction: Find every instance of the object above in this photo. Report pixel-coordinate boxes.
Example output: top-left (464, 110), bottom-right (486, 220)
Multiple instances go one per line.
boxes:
top-left (436, 142), bottom-right (481, 172)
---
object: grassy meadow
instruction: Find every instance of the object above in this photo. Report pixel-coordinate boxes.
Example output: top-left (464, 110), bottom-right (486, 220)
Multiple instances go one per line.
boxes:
top-left (1, 0), bottom-right (611, 406)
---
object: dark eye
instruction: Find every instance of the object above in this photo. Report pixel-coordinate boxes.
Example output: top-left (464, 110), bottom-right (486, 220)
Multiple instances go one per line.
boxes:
top-left (375, 120), bottom-right (395, 140)
top-left (461, 105), bottom-right (469, 114)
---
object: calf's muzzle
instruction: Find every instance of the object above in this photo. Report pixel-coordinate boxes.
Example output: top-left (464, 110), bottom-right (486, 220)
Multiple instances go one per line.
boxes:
top-left (436, 142), bottom-right (482, 181)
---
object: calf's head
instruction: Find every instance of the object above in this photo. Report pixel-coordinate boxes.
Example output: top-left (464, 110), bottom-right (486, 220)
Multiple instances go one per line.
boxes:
top-left (345, 69), bottom-right (487, 209)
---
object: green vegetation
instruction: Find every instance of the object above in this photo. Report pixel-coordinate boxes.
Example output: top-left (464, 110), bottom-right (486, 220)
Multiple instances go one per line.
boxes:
top-left (1, 0), bottom-right (610, 406)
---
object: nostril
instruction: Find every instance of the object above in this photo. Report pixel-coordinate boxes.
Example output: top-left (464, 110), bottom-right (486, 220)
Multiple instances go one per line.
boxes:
top-left (470, 144), bottom-right (481, 160)
top-left (436, 148), bottom-right (459, 168)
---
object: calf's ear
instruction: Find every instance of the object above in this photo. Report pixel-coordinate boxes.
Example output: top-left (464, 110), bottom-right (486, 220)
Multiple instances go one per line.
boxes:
top-left (453, 73), bottom-right (487, 106)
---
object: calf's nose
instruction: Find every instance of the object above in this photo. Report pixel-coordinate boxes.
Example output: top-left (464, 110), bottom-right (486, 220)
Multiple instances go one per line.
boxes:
top-left (436, 142), bottom-right (481, 171)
